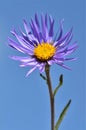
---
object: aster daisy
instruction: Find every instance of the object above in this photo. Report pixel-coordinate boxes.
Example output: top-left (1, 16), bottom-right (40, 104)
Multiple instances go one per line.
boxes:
top-left (8, 14), bottom-right (77, 76)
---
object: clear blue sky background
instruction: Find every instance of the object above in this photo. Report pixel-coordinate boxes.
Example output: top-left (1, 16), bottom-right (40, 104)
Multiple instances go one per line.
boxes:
top-left (0, 0), bottom-right (85, 130)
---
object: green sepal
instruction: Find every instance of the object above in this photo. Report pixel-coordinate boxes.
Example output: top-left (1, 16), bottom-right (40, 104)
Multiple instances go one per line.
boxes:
top-left (40, 73), bottom-right (46, 80)
top-left (53, 74), bottom-right (63, 97)
top-left (54, 99), bottom-right (71, 130)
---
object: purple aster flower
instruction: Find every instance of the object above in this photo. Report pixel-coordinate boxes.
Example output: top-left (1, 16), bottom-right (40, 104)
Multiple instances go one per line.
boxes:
top-left (8, 14), bottom-right (78, 76)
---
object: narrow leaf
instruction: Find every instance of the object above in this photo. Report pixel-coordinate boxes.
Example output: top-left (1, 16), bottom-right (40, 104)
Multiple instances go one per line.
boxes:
top-left (53, 74), bottom-right (63, 96)
top-left (55, 99), bottom-right (71, 130)
top-left (40, 73), bottom-right (46, 80)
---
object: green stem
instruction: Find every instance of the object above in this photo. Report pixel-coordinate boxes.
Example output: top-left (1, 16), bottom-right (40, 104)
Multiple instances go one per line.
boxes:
top-left (45, 64), bottom-right (54, 130)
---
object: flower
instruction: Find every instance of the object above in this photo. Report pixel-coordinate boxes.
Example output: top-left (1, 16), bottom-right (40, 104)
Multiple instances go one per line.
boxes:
top-left (8, 14), bottom-right (78, 76)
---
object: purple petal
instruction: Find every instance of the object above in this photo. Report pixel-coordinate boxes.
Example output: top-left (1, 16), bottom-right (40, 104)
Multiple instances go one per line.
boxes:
top-left (19, 29), bottom-right (35, 47)
top-left (49, 15), bottom-right (54, 37)
top-left (20, 30), bottom-right (36, 47)
top-left (8, 38), bottom-right (33, 55)
top-left (20, 61), bottom-right (37, 67)
top-left (60, 29), bottom-right (73, 48)
top-left (49, 17), bottom-right (54, 37)
top-left (60, 64), bottom-right (71, 70)
top-left (56, 19), bottom-right (64, 41)
top-left (41, 14), bottom-right (49, 42)
top-left (55, 41), bottom-right (78, 55)
top-left (55, 27), bottom-right (73, 47)
top-left (23, 19), bottom-right (31, 35)
top-left (20, 26), bottom-right (38, 46)
top-left (47, 59), bottom-right (55, 65)
top-left (53, 41), bottom-right (58, 46)
top-left (53, 19), bottom-right (64, 42)
top-left (11, 30), bottom-right (34, 51)
top-left (30, 19), bottom-right (41, 43)
top-left (20, 23), bottom-right (39, 44)
top-left (26, 32), bottom-right (39, 45)
top-left (10, 56), bottom-right (35, 63)
top-left (35, 13), bottom-right (40, 28)
top-left (55, 60), bottom-right (72, 70)
top-left (38, 63), bottom-right (45, 73)
top-left (19, 27), bottom-right (26, 37)
top-left (54, 58), bottom-right (64, 64)
top-left (63, 43), bottom-right (78, 56)
top-left (45, 14), bottom-right (48, 27)
top-left (54, 56), bottom-right (74, 70)
top-left (26, 66), bottom-right (37, 76)
top-left (64, 57), bottom-right (77, 61)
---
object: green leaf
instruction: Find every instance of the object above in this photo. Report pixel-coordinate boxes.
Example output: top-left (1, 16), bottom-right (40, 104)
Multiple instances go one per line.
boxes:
top-left (40, 73), bottom-right (46, 80)
top-left (55, 99), bottom-right (71, 130)
top-left (53, 74), bottom-right (63, 96)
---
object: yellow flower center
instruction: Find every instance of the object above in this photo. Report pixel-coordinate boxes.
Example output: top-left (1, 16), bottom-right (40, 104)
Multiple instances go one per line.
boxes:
top-left (34, 42), bottom-right (56, 61)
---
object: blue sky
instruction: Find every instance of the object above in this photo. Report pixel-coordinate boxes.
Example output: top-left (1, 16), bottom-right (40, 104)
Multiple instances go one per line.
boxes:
top-left (0, 0), bottom-right (85, 130)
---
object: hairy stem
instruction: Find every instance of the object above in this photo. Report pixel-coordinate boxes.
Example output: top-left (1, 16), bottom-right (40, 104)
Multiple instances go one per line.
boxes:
top-left (45, 64), bottom-right (54, 130)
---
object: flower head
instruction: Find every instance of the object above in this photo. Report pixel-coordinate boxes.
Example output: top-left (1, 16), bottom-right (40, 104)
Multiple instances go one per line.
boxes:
top-left (8, 14), bottom-right (78, 76)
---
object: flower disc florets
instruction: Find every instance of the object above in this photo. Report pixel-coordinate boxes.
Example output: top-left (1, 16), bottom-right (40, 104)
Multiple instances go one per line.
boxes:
top-left (34, 42), bottom-right (56, 61)
top-left (8, 13), bottom-right (78, 76)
